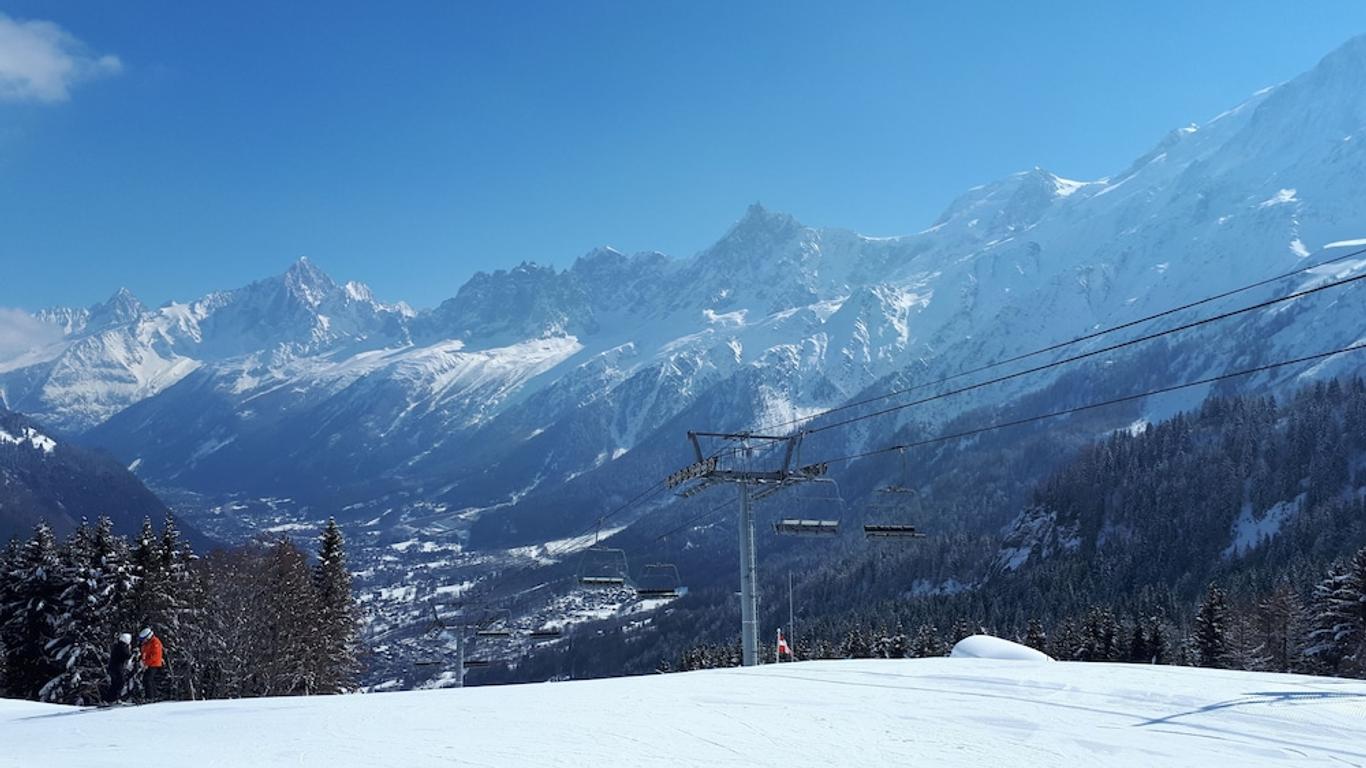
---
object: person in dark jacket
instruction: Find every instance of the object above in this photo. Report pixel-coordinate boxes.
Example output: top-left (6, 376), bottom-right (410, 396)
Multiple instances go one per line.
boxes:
top-left (105, 633), bottom-right (133, 704)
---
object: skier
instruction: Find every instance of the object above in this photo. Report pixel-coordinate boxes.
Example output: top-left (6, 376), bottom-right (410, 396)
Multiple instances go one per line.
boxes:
top-left (105, 633), bottom-right (133, 704)
top-left (137, 627), bottom-right (165, 701)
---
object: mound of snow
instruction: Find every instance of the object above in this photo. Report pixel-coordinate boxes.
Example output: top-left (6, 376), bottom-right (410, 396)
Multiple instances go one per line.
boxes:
top-left (950, 634), bottom-right (1053, 661)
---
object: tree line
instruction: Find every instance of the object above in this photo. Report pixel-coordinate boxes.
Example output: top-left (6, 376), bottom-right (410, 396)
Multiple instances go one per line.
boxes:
top-left (672, 543), bottom-right (1366, 677)
top-left (0, 515), bottom-right (361, 705)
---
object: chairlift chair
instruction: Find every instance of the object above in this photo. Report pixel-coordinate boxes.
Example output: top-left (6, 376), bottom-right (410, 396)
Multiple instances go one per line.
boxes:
top-left (774, 518), bottom-right (840, 536)
top-left (634, 563), bottom-right (685, 598)
top-left (772, 478), bottom-right (843, 536)
top-left (462, 659), bottom-right (491, 669)
top-left (576, 541), bottom-right (631, 588)
top-left (529, 627), bottom-right (563, 640)
top-left (412, 603), bottom-right (455, 670)
top-left (863, 447), bottom-right (929, 541)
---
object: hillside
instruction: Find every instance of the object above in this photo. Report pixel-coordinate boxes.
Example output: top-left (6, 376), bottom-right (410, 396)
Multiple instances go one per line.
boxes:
top-left (5, 658), bottom-right (1364, 767)
top-left (0, 407), bottom-right (189, 545)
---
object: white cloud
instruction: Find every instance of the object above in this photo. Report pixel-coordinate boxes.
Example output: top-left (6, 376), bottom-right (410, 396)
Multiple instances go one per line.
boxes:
top-left (0, 13), bottom-right (122, 103)
top-left (0, 308), bottom-right (63, 361)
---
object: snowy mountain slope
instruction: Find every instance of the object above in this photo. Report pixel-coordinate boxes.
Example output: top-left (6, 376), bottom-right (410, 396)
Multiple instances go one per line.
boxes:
top-left (0, 406), bottom-right (195, 545)
top-left (6, 659), bottom-right (1365, 767)
top-left (3, 37), bottom-right (1366, 555)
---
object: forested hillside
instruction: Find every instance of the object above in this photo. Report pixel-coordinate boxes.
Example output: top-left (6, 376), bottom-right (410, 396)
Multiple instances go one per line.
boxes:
top-left (500, 377), bottom-right (1366, 682)
top-left (0, 407), bottom-right (184, 545)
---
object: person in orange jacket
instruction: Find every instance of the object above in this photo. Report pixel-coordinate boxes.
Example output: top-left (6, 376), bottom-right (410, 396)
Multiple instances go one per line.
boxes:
top-left (137, 627), bottom-right (165, 701)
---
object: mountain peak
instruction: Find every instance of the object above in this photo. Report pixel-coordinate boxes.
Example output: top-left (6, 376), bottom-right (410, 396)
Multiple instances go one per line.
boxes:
top-left (720, 202), bottom-right (803, 246)
top-left (82, 287), bottom-right (146, 330)
top-left (282, 256), bottom-right (337, 306)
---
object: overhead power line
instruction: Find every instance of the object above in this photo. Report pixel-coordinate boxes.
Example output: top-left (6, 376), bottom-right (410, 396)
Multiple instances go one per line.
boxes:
top-left (816, 341), bottom-right (1366, 467)
top-left (756, 244), bottom-right (1366, 434)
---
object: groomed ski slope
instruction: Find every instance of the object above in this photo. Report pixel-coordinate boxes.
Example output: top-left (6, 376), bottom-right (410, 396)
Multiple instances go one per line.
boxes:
top-left (4, 658), bottom-right (1365, 767)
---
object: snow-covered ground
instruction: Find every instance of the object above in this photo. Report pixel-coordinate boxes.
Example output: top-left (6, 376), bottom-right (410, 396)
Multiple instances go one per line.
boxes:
top-left (4, 659), bottom-right (1364, 767)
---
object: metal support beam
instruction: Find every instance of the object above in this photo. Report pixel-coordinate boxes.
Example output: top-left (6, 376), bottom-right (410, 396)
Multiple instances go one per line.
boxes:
top-left (455, 626), bottom-right (466, 688)
top-left (738, 480), bottom-right (759, 667)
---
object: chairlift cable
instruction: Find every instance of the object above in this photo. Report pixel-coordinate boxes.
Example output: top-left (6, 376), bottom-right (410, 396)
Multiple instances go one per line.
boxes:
top-left (753, 245), bottom-right (1366, 435)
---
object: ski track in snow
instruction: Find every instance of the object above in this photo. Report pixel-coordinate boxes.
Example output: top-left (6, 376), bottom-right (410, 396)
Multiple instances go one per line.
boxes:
top-left (4, 659), bottom-right (1365, 767)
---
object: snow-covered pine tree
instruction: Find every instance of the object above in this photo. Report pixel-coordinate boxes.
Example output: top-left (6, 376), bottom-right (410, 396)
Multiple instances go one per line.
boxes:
top-left (1, 524), bottom-right (65, 700)
top-left (1024, 618), bottom-right (1047, 653)
top-left (884, 621), bottom-right (909, 659)
top-left (910, 623), bottom-right (946, 658)
top-left (948, 617), bottom-right (974, 646)
top-left (41, 521), bottom-right (119, 704)
top-left (1345, 548), bottom-right (1366, 676)
top-left (1303, 561), bottom-right (1355, 674)
top-left (312, 518), bottom-right (359, 693)
top-left (1194, 584), bottom-right (1231, 669)
top-left (1049, 618), bottom-right (1084, 661)
top-left (125, 517), bottom-right (164, 631)
top-left (840, 626), bottom-right (872, 659)
top-left (1082, 606), bottom-right (1121, 661)
top-left (0, 536), bottom-right (22, 696)
top-left (155, 514), bottom-right (197, 699)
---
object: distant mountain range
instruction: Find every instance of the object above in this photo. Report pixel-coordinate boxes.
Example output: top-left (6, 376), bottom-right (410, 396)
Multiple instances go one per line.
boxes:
top-left (3, 34), bottom-right (1366, 561)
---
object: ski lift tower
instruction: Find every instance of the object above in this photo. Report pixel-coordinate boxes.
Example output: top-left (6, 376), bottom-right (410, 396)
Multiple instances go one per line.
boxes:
top-left (665, 431), bottom-right (827, 667)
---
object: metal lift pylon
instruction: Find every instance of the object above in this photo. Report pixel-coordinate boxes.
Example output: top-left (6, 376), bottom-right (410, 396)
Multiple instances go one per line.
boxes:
top-left (666, 430), bottom-right (829, 667)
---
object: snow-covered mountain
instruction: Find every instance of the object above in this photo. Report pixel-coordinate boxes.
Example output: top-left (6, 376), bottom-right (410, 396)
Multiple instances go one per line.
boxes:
top-left (5, 35), bottom-right (1366, 552)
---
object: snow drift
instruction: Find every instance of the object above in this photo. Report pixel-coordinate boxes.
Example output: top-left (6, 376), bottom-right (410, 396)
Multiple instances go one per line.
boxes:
top-left (950, 634), bottom-right (1053, 661)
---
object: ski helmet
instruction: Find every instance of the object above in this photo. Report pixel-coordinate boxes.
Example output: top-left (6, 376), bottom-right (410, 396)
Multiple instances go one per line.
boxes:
top-left (119, 633), bottom-right (132, 644)
top-left (138, 627), bottom-right (153, 642)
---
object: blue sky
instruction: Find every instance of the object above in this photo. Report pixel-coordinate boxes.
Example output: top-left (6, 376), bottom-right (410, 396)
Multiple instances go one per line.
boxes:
top-left (2, 1), bottom-right (1365, 311)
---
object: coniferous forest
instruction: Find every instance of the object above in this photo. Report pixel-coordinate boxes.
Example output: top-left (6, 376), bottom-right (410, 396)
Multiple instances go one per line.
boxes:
top-left (0, 517), bottom-right (360, 705)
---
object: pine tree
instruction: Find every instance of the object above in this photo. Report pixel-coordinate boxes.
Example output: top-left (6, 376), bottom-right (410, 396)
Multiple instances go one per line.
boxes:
top-left (1, 524), bottom-right (65, 700)
top-left (0, 537), bottom-right (23, 696)
top-left (41, 521), bottom-right (121, 704)
top-left (1303, 561), bottom-right (1356, 674)
top-left (840, 626), bottom-right (872, 659)
top-left (948, 617), bottom-right (974, 646)
top-left (884, 622), bottom-right (909, 659)
top-left (1127, 621), bottom-right (1149, 663)
top-left (1143, 616), bottom-right (1169, 664)
top-left (1194, 584), bottom-right (1231, 669)
top-left (126, 517), bottom-right (164, 631)
top-left (1050, 618), bottom-right (1084, 661)
top-left (155, 515), bottom-right (196, 699)
top-left (312, 519), bottom-right (360, 693)
top-left (1251, 585), bottom-right (1304, 673)
top-left (1327, 547), bottom-right (1366, 676)
top-left (910, 623), bottom-right (946, 658)
top-left (1024, 618), bottom-right (1047, 653)
top-left (1082, 607), bottom-right (1120, 661)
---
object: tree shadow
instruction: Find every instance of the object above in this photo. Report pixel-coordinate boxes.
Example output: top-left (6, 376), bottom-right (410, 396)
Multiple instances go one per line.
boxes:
top-left (1138, 690), bottom-right (1366, 727)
